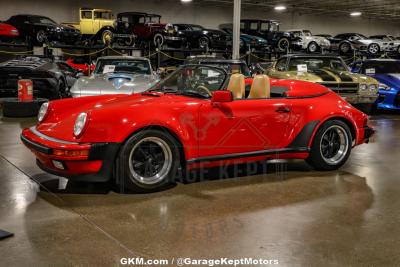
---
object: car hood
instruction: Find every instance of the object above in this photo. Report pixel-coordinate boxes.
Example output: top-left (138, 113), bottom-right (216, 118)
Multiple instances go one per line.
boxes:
top-left (70, 72), bottom-right (159, 97)
top-left (373, 73), bottom-right (400, 88)
top-left (271, 68), bottom-right (378, 84)
top-left (35, 93), bottom-right (200, 142)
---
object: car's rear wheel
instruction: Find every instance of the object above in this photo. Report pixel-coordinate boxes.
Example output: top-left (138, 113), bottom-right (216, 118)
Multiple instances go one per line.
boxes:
top-left (153, 33), bottom-right (164, 48)
top-left (339, 42), bottom-right (351, 54)
top-left (306, 120), bottom-right (352, 171)
top-left (116, 130), bottom-right (181, 193)
top-left (199, 36), bottom-right (210, 49)
top-left (307, 41), bottom-right (319, 53)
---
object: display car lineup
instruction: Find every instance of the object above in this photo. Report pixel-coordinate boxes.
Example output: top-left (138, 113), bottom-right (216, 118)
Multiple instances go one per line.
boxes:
top-left (2, 8), bottom-right (400, 193)
top-left (2, 8), bottom-right (400, 55)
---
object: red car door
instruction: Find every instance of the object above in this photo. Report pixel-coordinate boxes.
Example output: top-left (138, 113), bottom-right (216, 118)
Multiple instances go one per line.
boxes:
top-left (197, 99), bottom-right (292, 158)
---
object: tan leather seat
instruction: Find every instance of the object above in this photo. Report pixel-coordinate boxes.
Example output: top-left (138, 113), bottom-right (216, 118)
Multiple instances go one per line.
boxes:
top-left (248, 74), bottom-right (271, 99)
top-left (227, 73), bottom-right (245, 99)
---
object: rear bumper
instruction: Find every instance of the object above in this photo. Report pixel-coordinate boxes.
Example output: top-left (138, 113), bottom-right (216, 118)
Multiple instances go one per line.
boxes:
top-left (21, 127), bottom-right (120, 182)
top-left (356, 125), bottom-right (375, 145)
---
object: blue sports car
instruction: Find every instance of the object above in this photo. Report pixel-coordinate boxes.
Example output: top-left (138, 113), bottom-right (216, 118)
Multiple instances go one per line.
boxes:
top-left (350, 59), bottom-right (400, 111)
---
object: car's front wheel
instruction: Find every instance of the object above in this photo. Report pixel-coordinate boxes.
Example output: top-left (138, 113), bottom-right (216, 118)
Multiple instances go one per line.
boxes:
top-left (117, 130), bottom-right (181, 193)
top-left (368, 43), bottom-right (380, 55)
top-left (306, 120), bottom-right (352, 171)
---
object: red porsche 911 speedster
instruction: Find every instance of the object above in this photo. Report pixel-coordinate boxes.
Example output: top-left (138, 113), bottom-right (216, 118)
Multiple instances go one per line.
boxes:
top-left (21, 65), bottom-right (375, 193)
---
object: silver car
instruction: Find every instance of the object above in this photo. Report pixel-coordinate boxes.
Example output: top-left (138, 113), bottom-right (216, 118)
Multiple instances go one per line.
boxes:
top-left (287, 29), bottom-right (330, 53)
top-left (70, 56), bottom-right (160, 98)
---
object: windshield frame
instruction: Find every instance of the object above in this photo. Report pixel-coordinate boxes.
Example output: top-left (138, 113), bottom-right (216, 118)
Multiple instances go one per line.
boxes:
top-left (93, 58), bottom-right (152, 75)
top-left (287, 57), bottom-right (349, 72)
top-left (147, 64), bottom-right (229, 99)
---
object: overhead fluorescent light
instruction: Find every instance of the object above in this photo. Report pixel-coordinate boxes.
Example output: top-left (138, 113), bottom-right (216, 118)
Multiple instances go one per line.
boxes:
top-left (181, 0), bottom-right (192, 2)
top-left (350, 11), bottom-right (362, 16)
top-left (274, 5), bottom-right (287, 11)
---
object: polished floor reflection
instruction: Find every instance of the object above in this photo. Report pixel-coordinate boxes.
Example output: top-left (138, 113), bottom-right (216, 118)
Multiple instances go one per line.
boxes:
top-left (0, 113), bottom-right (399, 266)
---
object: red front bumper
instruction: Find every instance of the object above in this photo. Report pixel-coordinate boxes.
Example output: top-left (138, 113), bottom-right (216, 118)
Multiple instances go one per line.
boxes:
top-left (21, 127), bottom-right (120, 182)
top-left (356, 125), bottom-right (375, 145)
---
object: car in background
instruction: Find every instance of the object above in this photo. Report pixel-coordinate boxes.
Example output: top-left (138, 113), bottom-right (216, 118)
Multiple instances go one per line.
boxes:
top-left (66, 58), bottom-right (96, 76)
top-left (6, 14), bottom-right (81, 45)
top-left (118, 12), bottom-right (185, 48)
top-left (240, 19), bottom-right (294, 51)
top-left (369, 35), bottom-right (400, 54)
top-left (327, 33), bottom-right (394, 55)
top-left (0, 57), bottom-right (77, 99)
top-left (70, 56), bottom-right (159, 97)
top-left (266, 54), bottom-right (379, 113)
top-left (0, 22), bottom-right (20, 43)
top-left (21, 64), bottom-right (374, 193)
top-left (173, 24), bottom-right (231, 49)
top-left (219, 26), bottom-right (269, 52)
top-left (287, 29), bottom-right (330, 53)
top-left (63, 8), bottom-right (135, 46)
top-left (350, 59), bottom-right (400, 111)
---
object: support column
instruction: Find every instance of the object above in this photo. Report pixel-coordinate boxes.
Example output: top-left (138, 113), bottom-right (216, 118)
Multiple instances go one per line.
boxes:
top-left (232, 0), bottom-right (241, 59)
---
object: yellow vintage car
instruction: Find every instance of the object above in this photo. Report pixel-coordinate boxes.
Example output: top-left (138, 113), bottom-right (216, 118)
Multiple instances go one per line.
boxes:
top-left (63, 8), bottom-right (134, 45)
top-left (266, 54), bottom-right (379, 111)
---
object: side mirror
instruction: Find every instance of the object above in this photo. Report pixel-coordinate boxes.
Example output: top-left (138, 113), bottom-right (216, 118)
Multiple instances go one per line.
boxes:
top-left (211, 90), bottom-right (233, 105)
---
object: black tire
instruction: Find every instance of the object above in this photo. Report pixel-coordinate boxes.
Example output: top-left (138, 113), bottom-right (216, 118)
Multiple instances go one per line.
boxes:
top-left (277, 37), bottom-right (290, 51)
top-left (153, 33), bottom-right (164, 48)
top-left (116, 129), bottom-right (181, 193)
top-left (2, 98), bottom-right (48, 118)
top-left (339, 42), bottom-right (351, 54)
top-left (36, 30), bottom-right (46, 44)
top-left (198, 36), bottom-right (210, 49)
top-left (397, 46), bottom-right (400, 55)
top-left (368, 43), bottom-right (380, 55)
top-left (307, 41), bottom-right (319, 53)
top-left (101, 30), bottom-right (113, 45)
top-left (306, 120), bottom-right (352, 171)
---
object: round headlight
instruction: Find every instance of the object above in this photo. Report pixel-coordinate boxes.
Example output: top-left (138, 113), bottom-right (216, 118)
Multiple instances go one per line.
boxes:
top-left (368, 84), bottom-right (377, 91)
top-left (359, 83), bottom-right (368, 90)
top-left (73, 112), bottom-right (88, 137)
top-left (38, 102), bottom-right (49, 122)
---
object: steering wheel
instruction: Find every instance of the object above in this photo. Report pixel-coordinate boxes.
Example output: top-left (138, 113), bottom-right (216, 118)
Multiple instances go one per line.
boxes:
top-left (196, 85), bottom-right (212, 97)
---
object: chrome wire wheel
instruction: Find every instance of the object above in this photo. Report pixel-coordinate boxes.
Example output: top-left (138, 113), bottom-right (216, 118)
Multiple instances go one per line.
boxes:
top-left (320, 125), bottom-right (349, 165)
top-left (128, 137), bottom-right (173, 185)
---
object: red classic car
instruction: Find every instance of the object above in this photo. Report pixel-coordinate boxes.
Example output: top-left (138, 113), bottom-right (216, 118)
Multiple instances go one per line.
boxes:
top-left (66, 58), bottom-right (95, 76)
top-left (0, 22), bottom-right (19, 42)
top-left (21, 65), bottom-right (374, 193)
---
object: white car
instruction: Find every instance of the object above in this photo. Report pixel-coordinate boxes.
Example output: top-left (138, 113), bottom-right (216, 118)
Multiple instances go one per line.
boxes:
top-left (369, 35), bottom-right (400, 54)
top-left (287, 29), bottom-right (330, 53)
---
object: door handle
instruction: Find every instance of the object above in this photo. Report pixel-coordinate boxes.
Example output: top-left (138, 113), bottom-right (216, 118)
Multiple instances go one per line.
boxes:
top-left (275, 106), bottom-right (291, 113)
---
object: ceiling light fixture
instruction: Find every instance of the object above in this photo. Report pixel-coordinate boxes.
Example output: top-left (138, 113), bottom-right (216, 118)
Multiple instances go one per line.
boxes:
top-left (181, 0), bottom-right (193, 2)
top-left (350, 11), bottom-right (362, 16)
top-left (274, 5), bottom-right (287, 11)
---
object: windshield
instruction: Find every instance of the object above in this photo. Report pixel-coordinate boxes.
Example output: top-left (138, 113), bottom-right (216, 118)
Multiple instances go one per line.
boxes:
top-left (190, 25), bottom-right (204, 31)
top-left (288, 57), bottom-right (348, 72)
top-left (362, 61), bottom-right (400, 74)
top-left (270, 22), bottom-right (279, 31)
top-left (149, 65), bottom-right (227, 98)
top-left (197, 62), bottom-right (251, 77)
top-left (303, 30), bottom-right (312, 36)
top-left (291, 31), bottom-right (303, 38)
top-left (94, 59), bottom-right (151, 75)
top-left (146, 16), bottom-right (160, 23)
top-left (30, 16), bottom-right (57, 25)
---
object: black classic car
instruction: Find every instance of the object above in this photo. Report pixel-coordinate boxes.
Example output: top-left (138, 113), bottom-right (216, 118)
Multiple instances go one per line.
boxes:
top-left (0, 57), bottom-right (80, 100)
top-left (173, 24), bottom-right (231, 49)
top-left (6, 14), bottom-right (81, 45)
top-left (240, 19), bottom-right (293, 51)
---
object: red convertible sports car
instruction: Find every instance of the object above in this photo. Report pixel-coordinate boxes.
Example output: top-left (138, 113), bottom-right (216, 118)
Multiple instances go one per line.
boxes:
top-left (21, 65), bottom-right (374, 193)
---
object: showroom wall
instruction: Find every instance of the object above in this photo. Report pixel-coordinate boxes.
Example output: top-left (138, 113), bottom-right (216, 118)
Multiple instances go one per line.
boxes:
top-left (1, 0), bottom-right (400, 36)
